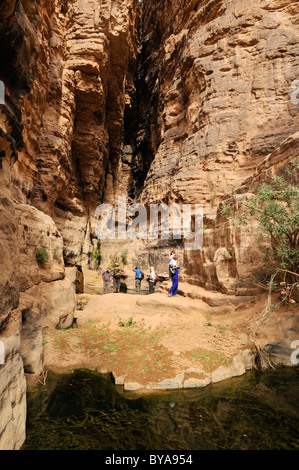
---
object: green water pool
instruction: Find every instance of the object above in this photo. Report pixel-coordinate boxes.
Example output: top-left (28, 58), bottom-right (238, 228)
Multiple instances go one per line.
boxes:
top-left (22, 366), bottom-right (299, 450)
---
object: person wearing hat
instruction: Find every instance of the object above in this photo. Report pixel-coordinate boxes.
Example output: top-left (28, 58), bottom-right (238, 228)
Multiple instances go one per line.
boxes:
top-left (147, 266), bottom-right (157, 294)
top-left (102, 268), bottom-right (111, 294)
top-left (113, 263), bottom-right (121, 293)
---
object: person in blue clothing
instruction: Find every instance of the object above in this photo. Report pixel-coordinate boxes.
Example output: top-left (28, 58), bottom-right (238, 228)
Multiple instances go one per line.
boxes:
top-left (133, 266), bottom-right (143, 294)
top-left (168, 256), bottom-right (180, 297)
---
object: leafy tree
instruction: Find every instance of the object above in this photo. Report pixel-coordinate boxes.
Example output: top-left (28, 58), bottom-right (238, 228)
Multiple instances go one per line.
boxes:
top-left (246, 175), bottom-right (298, 275)
top-left (222, 162), bottom-right (299, 367)
top-left (220, 162), bottom-right (299, 281)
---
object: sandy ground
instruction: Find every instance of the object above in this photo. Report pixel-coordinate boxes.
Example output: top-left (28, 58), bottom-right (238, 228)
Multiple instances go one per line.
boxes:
top-left (41, 276), bottom-right (298, 391)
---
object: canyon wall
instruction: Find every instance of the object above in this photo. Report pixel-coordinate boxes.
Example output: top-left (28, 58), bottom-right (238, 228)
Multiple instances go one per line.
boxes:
top-left (0, 0), bottom-right (140, 449)
top-left (134, 0), bottom-right (299, 286)
top-left (0, 102), bottom-right (76, 449)
top-left (0, 0), bottom-right (298, 449)
top-left (137, 0), bottom-right (298, 207)
top-left (8, 0), bottom-right (141, 263)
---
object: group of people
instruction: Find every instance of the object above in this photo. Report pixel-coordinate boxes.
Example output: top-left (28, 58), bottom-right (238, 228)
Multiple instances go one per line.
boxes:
top-left (134, 266), bottom-right (158, 294)
top-left (101, 250), bottom-right (180, 297)
top-left (101, 264), bottom-right (158, 294)
top-left (102, 263), bottom-right (122, 294)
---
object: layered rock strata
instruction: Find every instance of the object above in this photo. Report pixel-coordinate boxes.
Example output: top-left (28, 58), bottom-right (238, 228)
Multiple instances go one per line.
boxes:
top-left (1, 0), bottom-right (140, 263)
top-left (0, 0), bottom-right (140, 450)
top-left (0, 110), bottom-right (75, 447)
top-left (137, 0), bottom-right (299, 210)
top-left (183, 131), bottom-right (299, 292)
top-left (134, 0), bottom-right (299, 290)
top-left (0, 0), bottom-right (298, 450)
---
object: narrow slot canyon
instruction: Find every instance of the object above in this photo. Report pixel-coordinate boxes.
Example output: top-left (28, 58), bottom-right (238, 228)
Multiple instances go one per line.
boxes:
top-left (0, 0), bottom-right (298, 450)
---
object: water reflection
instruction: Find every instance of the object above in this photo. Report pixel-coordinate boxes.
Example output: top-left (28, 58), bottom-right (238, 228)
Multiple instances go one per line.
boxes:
top-left (22, 367), bottom-right (299, 450)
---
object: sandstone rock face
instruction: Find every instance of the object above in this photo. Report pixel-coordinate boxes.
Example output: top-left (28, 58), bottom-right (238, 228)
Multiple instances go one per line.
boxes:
top-left (135, 0), bottom-right (299, 290)
top-left (0, 198), bottom-right (76, 448)
top-left (8, 0), bottom-right (141, 265)
top-left (16, 204), bottom-right (65, 289)
top-left (0, 0), bottom-right (140, 449)
top-left (0, 100), bottom-right (22, 330)
top-left (0, 319), bottom-right (27, 450)
top-left (183, 130), bottom-right (299, 292)
top-left (0, 87), bottom-right (26, 451)
top-left (0, 114), bottom-right (26, 450)
top-left (1, 92), bottom-right (73, 450)
top-left (137, 0), bottom-right (298, 210)
top-left (0, 0), bottom-right (298, 450)
top-left (14, 203), bottom-right (76, 375)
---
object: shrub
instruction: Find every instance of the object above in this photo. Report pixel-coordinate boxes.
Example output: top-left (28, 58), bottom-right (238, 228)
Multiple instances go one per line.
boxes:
top-left (246, 175), bottom-right (298, 275)
top-left (120, 249), bottom-right (128, 265)
top-left (36, 247), bottom-right (49, 265)
top-left (220, 166), bottom-right (299, 279)
top-left (91, 246), bottom-right (101, 267)
top-left (53, 246), bottom-right (62, 261)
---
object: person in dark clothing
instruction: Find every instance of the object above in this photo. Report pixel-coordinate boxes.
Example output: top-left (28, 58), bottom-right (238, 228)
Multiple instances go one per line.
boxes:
top-left (75, 265), bottom-right (84, 294)
top-left (113, 263), bottom-right (121, 293)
